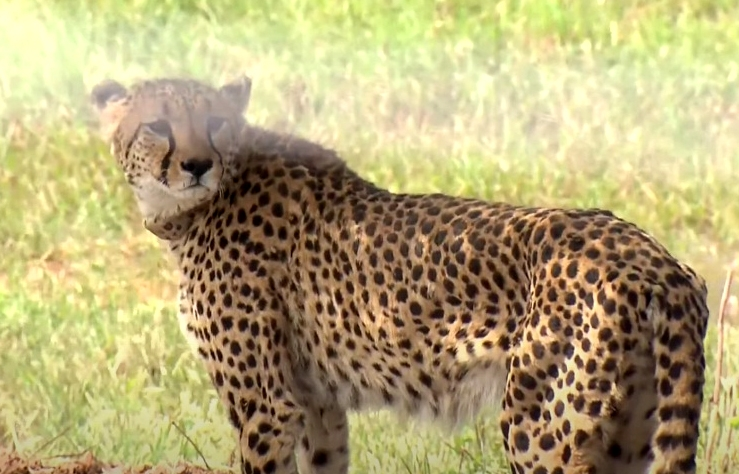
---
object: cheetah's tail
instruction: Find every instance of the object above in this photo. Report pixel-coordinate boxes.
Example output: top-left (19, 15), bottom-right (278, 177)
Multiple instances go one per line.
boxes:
top-left (647, 283), bottom-right (707, 474)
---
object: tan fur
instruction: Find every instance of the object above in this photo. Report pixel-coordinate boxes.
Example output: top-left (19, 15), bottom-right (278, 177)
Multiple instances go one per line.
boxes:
top-left (91, 75), bottom-right (710, 474)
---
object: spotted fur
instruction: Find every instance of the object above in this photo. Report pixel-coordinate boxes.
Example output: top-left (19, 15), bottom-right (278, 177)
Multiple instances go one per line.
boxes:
top-left (91, 75), bottom-right (709, 474)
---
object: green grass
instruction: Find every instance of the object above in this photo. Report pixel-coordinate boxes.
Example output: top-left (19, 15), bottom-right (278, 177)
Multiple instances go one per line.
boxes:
top-left (2, 0), bottom-right (739, 472)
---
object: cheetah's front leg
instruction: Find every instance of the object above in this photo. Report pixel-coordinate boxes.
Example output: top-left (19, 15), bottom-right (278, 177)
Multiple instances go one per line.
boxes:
top-left (205, 305), bottom-right (307, 474)
top-left (235, 397), bottom-right (304, 474)
top-left (295, 405), bottom-right (350, 474)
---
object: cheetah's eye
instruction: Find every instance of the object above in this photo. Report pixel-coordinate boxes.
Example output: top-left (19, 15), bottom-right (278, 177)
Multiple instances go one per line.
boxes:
top-left (143, 119), bottom-right (171, 137)
top-left (207, 116), bottom-right (228, 135)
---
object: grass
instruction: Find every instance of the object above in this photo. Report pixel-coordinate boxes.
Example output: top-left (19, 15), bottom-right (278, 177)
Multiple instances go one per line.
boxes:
top-left (1, 0), bottom-right (739, 471)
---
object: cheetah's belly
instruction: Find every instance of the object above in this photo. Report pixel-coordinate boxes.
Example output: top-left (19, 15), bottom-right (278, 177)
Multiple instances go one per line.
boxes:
top-left (285, 299), bottom-right (508, 430)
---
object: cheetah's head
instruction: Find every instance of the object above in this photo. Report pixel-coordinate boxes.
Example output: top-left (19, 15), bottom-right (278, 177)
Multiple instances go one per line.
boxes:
top-left (90, 76), bottom-right (252, 225)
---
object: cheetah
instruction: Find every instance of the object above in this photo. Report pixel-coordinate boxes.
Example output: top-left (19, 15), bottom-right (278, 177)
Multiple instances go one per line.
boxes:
top-left (90, 75), bottom-right (709, 474)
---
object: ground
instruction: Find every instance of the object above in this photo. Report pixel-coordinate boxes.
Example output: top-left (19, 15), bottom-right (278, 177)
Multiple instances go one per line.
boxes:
top-left (1, 0), bottom-right (739, 473)
top-left (0, 448), bottom-right (232, 474)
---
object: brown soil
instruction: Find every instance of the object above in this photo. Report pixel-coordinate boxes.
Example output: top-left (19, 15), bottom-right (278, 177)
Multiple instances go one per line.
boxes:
top-left (0, 448), bottom-right (235, 474)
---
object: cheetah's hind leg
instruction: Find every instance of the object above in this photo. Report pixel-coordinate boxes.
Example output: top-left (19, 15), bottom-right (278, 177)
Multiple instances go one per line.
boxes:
top-left (498, 307), bottom-right (651, 474)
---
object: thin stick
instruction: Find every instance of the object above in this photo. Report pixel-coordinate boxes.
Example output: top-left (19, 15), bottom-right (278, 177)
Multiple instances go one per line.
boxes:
top-left (705, 266), bottom-right (734, 468)
top-left (171, 421), bottom-right (211, 470)
top-left (30, 423), bottom-right (73, 456)
top-left (712, 267), bottom-right (733, 405)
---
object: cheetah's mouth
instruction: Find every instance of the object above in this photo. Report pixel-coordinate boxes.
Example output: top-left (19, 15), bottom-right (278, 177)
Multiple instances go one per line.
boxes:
top-left (178, 175), bottom-right (217, 193)
top-left (177, 182), bottom-right (215, 195)
top-left (164, 166), bottom-right (223, 197)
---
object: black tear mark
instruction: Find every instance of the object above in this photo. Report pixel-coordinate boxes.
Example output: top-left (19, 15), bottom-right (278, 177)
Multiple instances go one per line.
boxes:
top-left (123, 124), bottom-right (142, 161)
top-left (159, 132), bottom-right (177, 185)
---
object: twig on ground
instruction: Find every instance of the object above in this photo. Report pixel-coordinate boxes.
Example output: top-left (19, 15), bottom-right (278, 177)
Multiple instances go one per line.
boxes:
top-left (171, 421), bottom-right (211, 470)
top-left (31, 423), bottom-right (73, 456)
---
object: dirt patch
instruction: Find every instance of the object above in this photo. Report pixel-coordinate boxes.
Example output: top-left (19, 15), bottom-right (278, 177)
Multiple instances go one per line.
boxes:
top-left (0, 448), bottom-right (234, 474)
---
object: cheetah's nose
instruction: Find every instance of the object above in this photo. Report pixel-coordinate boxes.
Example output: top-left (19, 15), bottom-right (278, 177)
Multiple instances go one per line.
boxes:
top-left (181, 158), bottom-right (213, 179)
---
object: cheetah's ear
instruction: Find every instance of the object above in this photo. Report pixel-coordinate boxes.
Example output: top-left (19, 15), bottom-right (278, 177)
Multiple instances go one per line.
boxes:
top-left (90, 79), bottom-right (129, 142)
top-left (91, 79), bottom-right (127, 110)
top-left (218, 75), bottom-right (252, 115)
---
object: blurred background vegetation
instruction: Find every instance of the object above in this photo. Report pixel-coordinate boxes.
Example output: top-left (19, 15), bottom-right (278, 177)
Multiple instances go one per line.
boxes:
top-left (1, 0), bottom-right (738, 472)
